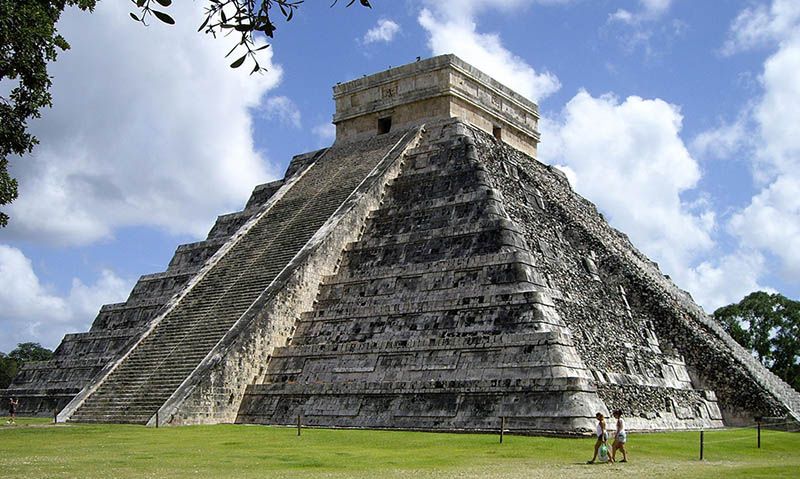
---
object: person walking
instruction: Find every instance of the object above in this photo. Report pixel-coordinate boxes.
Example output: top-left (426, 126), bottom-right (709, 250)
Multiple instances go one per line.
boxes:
top-left (7, 397), bottom-right (19, 424)
top-left (588, 412), bottom-right (612, 464)
top-left (612, 409), bottom-right (628, 463)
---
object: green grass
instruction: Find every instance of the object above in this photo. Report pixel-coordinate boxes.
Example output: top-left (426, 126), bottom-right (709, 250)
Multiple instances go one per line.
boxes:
top-left (1, 418), bottom-right (798, 478)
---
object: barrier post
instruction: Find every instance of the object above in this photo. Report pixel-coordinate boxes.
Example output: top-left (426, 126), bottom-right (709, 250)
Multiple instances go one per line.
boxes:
top-left (700, 430), bottom-right (704, 460)
top-left (297, 414), bottom-right (302, 436)
top-left (500, 416), bottom-right (506, 444)
top-left (155, 411), bottom-right (159, 429)
top-left (758, 421), bottom-right (761, 449)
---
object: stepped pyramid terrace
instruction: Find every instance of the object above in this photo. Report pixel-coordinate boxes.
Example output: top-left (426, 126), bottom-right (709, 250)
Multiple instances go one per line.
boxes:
top-left (3, 55), bottom-right (798, 434)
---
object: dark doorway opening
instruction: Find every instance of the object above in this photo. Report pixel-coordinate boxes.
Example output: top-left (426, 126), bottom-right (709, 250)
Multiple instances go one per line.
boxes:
top-left (378, 117), bottom-right (392, 135)
top-left (493, 126), bottom-right (503, 141)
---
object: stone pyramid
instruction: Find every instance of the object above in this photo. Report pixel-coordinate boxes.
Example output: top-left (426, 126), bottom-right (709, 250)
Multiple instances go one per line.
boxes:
top-left (5, 55), bottom-right (798, 434)
top-left (2, 173), bottom-right (287, 416)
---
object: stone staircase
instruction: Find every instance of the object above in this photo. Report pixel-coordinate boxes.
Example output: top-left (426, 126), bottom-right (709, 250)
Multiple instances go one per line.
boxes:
top-left (67, 130), bottom-right (412, 424)
top-left (237, 123), bottom-right (604, 432)
top-left (1, 180), bottom-right (285, 416)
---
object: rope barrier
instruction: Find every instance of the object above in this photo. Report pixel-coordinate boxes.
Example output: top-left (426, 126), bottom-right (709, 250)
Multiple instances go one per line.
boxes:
top-left (694, 417), bottom-right (798, 460)
top-left (696, 420), bottom-right (798, 433)
top-left (702, 435), bottom-right (758, 444)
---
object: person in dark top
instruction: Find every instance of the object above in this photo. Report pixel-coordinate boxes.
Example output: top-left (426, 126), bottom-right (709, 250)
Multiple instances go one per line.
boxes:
top-left (7, 397), bottom-right (19, 424)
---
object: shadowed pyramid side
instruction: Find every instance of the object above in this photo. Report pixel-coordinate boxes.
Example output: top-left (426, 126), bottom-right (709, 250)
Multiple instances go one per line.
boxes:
top-left (469, 125), bottom-right (798, 428)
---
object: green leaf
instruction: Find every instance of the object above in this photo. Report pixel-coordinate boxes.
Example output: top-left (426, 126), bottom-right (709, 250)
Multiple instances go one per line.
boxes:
top-left (154, 0), bottom-right (172, 6)
top-left (136, 0), bottom-right (146, 7)
top-left (230, 54), bottom-right (247, 69)
top-left (198, 15), bottom-right (211, 32)
top-left (129, 12), bottom-right (140, 21)
top-left (152, 10), bottom-right (175, 25)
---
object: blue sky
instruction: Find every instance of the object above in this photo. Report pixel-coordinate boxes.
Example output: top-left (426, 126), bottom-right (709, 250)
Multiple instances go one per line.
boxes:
top-left (1, 0), bottom-right (799, 352)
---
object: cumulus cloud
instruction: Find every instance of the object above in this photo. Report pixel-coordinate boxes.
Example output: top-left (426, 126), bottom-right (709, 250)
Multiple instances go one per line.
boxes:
top-left (418, 2), bottom-right (561, 102)
top-left (540, 90), bottom-right (714, 286)
top-left (0, 245), bottom-right (132, 352)
top-left (681, 251), bottom-right (771, 311)
top-left (5, 2), bottom-right (281, 246)
top-left (690, 114), bottom-right (751, 161)
top-left (721, 0), bottom-right (800, 55)
top-left (730, 177), bottom-right (800, 277)
top-left (685, 0), bottom-right (800, 299)
top-left (753, 34), bottom-right (800, 175)
top-left (719, 8), bottom-right (800, 280)
top-left (262, 96), bottom-right (302, 128)
top-left (362, 18), bottom-right (401, 44)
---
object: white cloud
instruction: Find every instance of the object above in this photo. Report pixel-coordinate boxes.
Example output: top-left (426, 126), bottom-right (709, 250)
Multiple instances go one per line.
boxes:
top-left (721, 16), bottom-right (800, 279)
top-left (721, 0), bottom-right (800, 55)
top-left (0, 245), bottom-right (132, 352)
top-left (730, 176), bottom-right (800, 278)
top-left (540, 89), bottom-right (784, 311)
top-left (606, 0), bottom-right (682, 57)
top-left (418, 6), bottom-right (560, 102)
top-left (362, 19), bottom-right (401, 44)
top-left (681, 251), bottom-right (771, 312)
top-left (5, 2), bottom-right (282, 246)
top-left (754, 34), bottom-right (800, 175)
top-left (540, 90), bottom-right (714, 285)
top-left (690, 115), bottom-right (750, 161)
top-left (685, 0), bottom-right (800, 297)
top-left (262, 96), bottom-right (302, 128)
top-left (313, 123), bottom-right (336, 143)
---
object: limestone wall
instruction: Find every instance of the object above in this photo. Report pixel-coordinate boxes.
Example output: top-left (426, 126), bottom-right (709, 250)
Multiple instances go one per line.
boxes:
top-left (333, 55), bottom-right (539, 158)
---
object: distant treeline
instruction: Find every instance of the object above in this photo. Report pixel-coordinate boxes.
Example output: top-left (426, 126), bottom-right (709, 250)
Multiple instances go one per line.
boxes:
top-left (0, 343), bottom-right (54, 389)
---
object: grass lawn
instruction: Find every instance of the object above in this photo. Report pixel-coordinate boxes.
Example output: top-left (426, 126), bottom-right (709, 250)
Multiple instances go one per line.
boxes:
top-left (1, 418), bottom-right (798, 478)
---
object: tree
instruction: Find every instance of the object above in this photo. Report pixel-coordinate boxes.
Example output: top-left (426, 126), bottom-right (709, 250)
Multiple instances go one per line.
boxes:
top-left (133, 1), bottom-right (370, 73)
top-left (714, 291), bottom-right (800, 392)
top-left (0, 352), bottom-right (19, 389)
top-left (0, 0), bottom-right (98, 227)
top-left (9, 342), bottom-right (54, 363)
top-left (0, 0), bottom-right (371, 226)
top-left (0, 343), bottom-right (54, 388)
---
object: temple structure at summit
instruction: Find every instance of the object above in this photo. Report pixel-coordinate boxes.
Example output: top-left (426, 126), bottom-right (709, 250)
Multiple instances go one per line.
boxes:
top-left (3, 55), bottom-right (798, 434)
